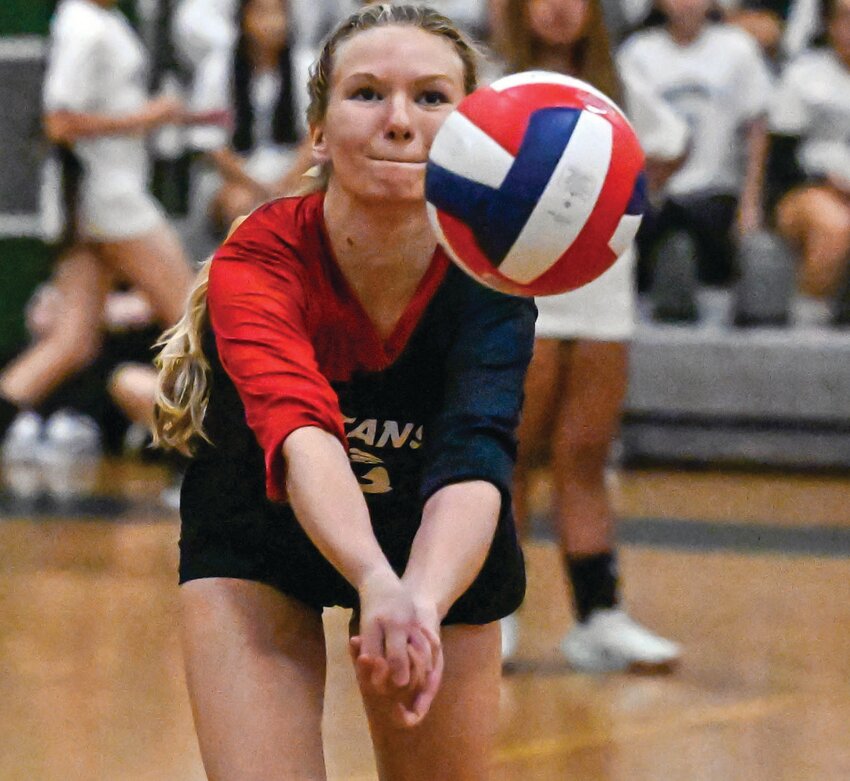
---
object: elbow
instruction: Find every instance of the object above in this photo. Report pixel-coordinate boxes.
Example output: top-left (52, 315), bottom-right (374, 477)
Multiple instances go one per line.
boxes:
top-left (43, 112), bottom-right (74, 145)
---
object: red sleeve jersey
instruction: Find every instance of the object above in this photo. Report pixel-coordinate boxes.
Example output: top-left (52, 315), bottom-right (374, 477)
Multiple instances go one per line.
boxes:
top-left (206, 192), bottom-right (449, 501)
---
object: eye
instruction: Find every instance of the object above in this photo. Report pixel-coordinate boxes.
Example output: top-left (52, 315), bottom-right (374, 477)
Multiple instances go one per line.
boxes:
top-left (418, 90), bottom-right (449, 106)
top-left (351, 86), bottom-right (381, 101)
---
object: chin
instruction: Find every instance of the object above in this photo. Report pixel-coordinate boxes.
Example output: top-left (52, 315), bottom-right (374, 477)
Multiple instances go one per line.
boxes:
top-left (353, 175), bottom-right (426, 204)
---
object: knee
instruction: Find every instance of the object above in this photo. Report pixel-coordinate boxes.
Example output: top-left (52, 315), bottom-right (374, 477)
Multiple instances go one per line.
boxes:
top-left (108, 363), bottom-right (156, 425)
top-left (47, 327), bottom-right (102, 372)
top-left (555, 432), bottom-right (613, 481)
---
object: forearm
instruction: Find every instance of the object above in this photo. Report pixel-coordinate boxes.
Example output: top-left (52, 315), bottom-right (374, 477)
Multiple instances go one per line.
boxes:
top-left (208, 148), bottom-right (268, 194)
top-left (44, 109), bottom-right (151, 144)
top-left (283, 426), bottom-right (395, 589)
top-left (741, 118), bottom-right (768, 214)
top-left (403, 481), bottom-right (501, 620)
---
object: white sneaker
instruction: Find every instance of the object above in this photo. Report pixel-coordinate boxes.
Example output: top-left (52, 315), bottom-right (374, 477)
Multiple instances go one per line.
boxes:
top-left (39, 409), bottom-right (101, 462)
top-left (500, 612), bottom-right (519, 659)
top-left (561, 608), bottom-right (680, 673)
top-left (1, 412), bottom-right (43, 463)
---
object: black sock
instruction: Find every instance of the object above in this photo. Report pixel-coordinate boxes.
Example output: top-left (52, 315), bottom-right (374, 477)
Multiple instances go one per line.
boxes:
top-left (0, 395), bottom-right (20, 441)
top-left (566, 551), bottom-right (620, 623)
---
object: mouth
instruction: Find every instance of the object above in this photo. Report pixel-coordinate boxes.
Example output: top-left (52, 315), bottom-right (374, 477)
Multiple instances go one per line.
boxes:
top-left (368, 157), bottom-right (427, 166)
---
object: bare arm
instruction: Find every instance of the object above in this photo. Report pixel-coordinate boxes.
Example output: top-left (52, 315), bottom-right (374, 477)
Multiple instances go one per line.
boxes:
top-left (739, 116), bottom-right (769, 235)
top-left (282, 425), bottom-right (394, 590)
top-left (402, 480), bottom-right (501, 621)
top-left (208, 147), bottom-right (273, 197)
top-left (43, 96), bottom-right (183, 145)
top-left (283, 425), bottom-right (439, 719)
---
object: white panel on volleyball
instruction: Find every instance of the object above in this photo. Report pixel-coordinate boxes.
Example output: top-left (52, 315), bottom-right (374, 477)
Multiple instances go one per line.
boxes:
top-left (490, 70), bottom-right (631, 126)
top-left (498, 110), bottom-right (612, 284)
top-left (608, 213), bottom-right (643, 258)
top-left (428, 112), bottom-right (515, 189)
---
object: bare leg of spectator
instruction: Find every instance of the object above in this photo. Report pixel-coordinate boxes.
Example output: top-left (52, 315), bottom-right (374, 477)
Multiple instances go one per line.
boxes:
top-left (98, 224), bottom-right (194, 327)
top-left (0, 247), bottom-right (110, 407)
top-left (776, 186), bottom-right (850, 297)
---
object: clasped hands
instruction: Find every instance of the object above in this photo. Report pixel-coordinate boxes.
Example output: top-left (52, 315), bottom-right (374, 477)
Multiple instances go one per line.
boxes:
top-left (351, 570), bottom-right (444, 728)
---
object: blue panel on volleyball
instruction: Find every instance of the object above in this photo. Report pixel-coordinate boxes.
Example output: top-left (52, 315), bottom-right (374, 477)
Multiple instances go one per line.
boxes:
top-left (426, 106), bottom-right (583, 264)
top-left (626, 171), bottom-right (648, 216)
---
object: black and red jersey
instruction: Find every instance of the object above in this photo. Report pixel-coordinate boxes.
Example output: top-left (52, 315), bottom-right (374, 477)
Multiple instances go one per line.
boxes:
top-left (181, 192), bottom-right (535, 619)
top-left (201, 192), bottom-right (536, 511)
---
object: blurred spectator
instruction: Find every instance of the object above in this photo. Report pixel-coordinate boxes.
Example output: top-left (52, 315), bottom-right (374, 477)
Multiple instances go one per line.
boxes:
top-left (767, 0), bottom-right (850, 312)
top-left (726, 0), bottom-right (822, 64)
top-left (2, 282), bottom-right (159, 464)
top-left (0, 0), bottom-right (220, 452)
top-left (184, 0), bottom-right (315, 235)
top-left (493, 0), bottom-right (685, 672)
top-left (620, 0), bottom-right (773, 301)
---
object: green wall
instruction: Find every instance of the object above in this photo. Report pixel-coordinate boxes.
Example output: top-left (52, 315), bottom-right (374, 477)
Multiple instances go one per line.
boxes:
top-left (0, 1), bottom-right (53, 356)
top-left (0, 2), bottom-right (53, 36)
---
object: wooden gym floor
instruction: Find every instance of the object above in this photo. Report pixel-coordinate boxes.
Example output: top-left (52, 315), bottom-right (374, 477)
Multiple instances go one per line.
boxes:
top-left (1, 459), bottom-right (849, 780)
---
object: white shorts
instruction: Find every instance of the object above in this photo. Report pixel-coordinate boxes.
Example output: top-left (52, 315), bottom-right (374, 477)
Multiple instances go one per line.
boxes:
top-left (534, 245), bottom-right (636, 342)
top-left (79, 187), bottom-right (166, 241)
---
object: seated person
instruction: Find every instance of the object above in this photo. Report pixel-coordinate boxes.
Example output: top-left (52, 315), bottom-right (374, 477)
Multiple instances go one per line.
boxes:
top-left (766, 0), bottom-right (850, 311)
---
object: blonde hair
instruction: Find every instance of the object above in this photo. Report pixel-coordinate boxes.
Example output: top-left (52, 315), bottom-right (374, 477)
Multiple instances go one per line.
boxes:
top-left (154, 4), bottom-right (478, 453)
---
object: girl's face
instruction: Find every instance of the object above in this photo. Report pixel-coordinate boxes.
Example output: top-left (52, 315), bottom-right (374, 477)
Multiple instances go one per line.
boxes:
top-left (658, 0), bottom-right (712, 25)
top-left (312, 25), bottom-right (466, 205)
top-left (829, 0), bottom-right (850, 62)
top-left (244, 0), bottom-right (288, 50)
top-left (527, 0), bottom-right (590, 47)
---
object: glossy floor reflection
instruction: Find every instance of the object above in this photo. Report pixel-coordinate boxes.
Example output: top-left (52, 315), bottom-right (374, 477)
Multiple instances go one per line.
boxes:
top-left (1, 461), bottom-right (849, 780)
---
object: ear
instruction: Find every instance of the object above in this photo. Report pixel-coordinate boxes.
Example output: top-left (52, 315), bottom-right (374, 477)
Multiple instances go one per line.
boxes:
top-left (310, 124), bottom-right (330, 165)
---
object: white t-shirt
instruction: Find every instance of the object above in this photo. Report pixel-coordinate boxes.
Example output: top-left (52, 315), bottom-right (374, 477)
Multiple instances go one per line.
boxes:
top-left (44, 0), bottom-right (150, 200)
top-left (618, 23), bottom-right (772, 197)
top-left (769, 48), bottom-right (850, 183)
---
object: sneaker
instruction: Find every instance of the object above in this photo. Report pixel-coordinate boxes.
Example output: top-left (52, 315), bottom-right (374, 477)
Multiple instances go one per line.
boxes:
top-left (561, 608), bottom-right (680, 673)
top-left (1, 412), bottom-right (43, 463)
top-left (500, 612), bottom-right (519, 660)
top-left (39, 409), bottom-right (101, 462)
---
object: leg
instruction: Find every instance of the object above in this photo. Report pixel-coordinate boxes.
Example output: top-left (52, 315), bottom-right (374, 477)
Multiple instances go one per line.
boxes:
top-left (776, 186), bottom-right (850, 297)
top-left (513, 338), bottom-right (562, 537)
top-left (551, 340), bottom-right (679, 671)
top-left (108, 362), bottom-right (157, 428)
top-left (361, 622), bottom-right (500, 781)
top-left (180, 578), bottom-right (328, 781)
top-left (0, 247), bottom-right (109, 407)
top-left (550, 340), bottom-right (626, 557)
top-left (98, 224), bottom-right (195, 326)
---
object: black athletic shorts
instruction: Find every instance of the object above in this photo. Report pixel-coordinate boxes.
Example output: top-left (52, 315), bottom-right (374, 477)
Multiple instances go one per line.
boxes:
top-left (177, 458), bottom-right (526, 625)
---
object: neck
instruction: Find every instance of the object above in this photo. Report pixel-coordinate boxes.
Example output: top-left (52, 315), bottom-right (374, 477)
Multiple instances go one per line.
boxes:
top-left (668, 18), bottom-right (705, 45)
top-left (248, 41), bottom-right (283, 72)
top-left (322, 183), bottom-right (438, 337)
top-left (323, 183), bottom-right (436, 273)
top-left (533, 45), bottom-right (579, 75)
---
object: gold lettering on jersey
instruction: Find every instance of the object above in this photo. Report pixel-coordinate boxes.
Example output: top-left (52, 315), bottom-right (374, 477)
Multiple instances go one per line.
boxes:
top-left (347, 418), bottom-right (378, 446)
top-left (343, 417), bottom-right (424, 450)
top-left (359, 467), bottom-right (391, 494)
top-left (376, 421), bottom-right (415, 448)
top-left (349, 447), bottom-right (392, 494)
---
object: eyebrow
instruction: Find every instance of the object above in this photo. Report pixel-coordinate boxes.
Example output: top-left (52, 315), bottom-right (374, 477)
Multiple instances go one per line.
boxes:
top-left (341, 72), bottom-right (456, 85)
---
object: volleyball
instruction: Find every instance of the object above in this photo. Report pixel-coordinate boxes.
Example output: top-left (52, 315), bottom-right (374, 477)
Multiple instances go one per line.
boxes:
top-left (425, 71), bottom-right (646, 297)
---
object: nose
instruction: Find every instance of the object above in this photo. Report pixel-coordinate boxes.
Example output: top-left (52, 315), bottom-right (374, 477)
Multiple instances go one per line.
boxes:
top-left (384, 93), bottom-right (414, 141)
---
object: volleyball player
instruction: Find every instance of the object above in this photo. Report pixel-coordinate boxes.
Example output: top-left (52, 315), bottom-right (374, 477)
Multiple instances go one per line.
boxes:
top-left (154, 6), bottom-right (535, 779)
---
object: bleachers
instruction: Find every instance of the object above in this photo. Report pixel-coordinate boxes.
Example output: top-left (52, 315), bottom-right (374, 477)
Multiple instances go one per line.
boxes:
top-left (623, 290), bottom-right (850, 469)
